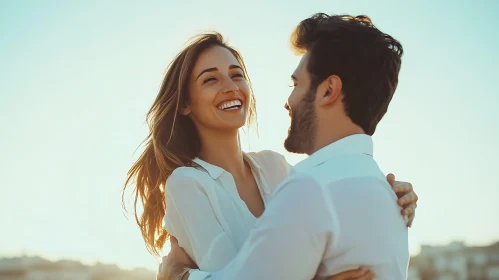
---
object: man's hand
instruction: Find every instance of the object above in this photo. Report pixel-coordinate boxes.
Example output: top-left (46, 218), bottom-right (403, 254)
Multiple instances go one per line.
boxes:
top-left (387, 173), bottom-right (418, 227)
top-left (157, 236), bottom-right (197, 280)
top-left (325, 267), bottom-right (376, 280)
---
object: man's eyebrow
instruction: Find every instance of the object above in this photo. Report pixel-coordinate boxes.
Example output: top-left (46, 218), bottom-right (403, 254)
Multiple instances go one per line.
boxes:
top-left (291, 75), bottom-right (298, 80)
top-left (196, 67), bottom-right (217, 81)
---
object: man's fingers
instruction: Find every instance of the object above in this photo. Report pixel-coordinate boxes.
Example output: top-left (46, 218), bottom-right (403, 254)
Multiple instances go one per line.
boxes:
top-left (157, 261), bottom-right (165, 280)
top-left (160, 256), bottom-right (167, 275)
top-left (325, 267), bottom-right (371, 280)
top-left (156, 266), bottom-right (165, 280)
top-left (356, 271), bottom-right (376, 280)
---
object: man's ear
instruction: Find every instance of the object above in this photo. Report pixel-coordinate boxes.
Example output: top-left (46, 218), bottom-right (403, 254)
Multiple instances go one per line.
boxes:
top-left (319, 75), bottom-right (342, 107)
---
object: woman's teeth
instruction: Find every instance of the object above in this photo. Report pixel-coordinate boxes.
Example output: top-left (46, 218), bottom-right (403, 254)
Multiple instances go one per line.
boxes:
top-left (218, 100), bottom-right (242, 110)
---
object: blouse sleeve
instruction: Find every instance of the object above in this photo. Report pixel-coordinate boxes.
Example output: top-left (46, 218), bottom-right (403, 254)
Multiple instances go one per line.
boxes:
top-left (163, 169), bottom-right (238, 271)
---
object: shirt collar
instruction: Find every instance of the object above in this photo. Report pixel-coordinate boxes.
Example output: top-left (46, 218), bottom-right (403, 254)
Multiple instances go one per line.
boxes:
top-left (192, 152), bottom-right (262, 180)
top-left (293, 134), bottom-right (373, 173)
top-left (243, 152), bottom-right (263, 173)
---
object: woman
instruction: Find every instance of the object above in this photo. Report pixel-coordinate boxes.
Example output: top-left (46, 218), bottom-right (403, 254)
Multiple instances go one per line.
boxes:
top-left (123, 33), bottom-right (418, 279)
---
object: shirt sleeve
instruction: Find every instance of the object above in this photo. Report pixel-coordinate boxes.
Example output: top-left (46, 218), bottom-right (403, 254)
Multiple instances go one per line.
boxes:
top-left (193, 174), bottom-right (335, 280)
top-left (283, 158), bottom-right (293, 175)
top-left (164, 169), bottom-right (238, 271)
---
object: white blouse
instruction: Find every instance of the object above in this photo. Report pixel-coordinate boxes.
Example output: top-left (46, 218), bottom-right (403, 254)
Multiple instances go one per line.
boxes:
top-left (163, 150), bottom-right (292, 271)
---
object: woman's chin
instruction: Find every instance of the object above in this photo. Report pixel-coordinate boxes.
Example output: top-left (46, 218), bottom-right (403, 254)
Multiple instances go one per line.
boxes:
top-left (215, 119), bottom-right (247, 131)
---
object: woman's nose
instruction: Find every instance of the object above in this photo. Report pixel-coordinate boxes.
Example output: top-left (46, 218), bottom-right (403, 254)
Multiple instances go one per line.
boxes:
top-left (222, 76), bottom-right (239, 93)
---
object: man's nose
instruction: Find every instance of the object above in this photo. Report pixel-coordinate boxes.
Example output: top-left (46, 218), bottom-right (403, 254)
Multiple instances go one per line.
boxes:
top-left (284, 102), bottom-right (290, 111)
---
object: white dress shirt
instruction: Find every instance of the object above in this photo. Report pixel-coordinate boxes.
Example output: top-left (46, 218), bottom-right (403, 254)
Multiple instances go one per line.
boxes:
top-left (163, 150), bottom-right (292, 271)
top-left (189, 134), bottom-right (409, 280)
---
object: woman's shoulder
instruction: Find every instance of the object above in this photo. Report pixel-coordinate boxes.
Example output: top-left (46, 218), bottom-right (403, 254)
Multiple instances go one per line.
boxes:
top-left (247, 150), bottom-right (293, 194)
top-left (247, 149), bottom-right (286, 162)
top-left (246, 150), bottom-right (293, 178)
top-left (247, 150), bottom-right (290, 168)
top-left (166, 166), bottom-right (211, 192)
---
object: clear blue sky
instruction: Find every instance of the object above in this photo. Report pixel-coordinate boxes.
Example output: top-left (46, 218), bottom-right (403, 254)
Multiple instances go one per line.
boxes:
top-left (1, 0), bottom-right (498, 270)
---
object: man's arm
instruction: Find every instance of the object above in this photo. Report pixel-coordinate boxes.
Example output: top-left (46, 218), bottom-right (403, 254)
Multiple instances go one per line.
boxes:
top-left (160, 246), bottom-right (377, 280)
top-left (157, 237), bottom-right (198, 280)
top-left (185, 175), bottom-right (334, 280)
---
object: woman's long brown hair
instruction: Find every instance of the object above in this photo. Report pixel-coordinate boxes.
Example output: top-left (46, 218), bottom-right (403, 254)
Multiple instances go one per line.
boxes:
top-left (122, 32), bottom-right (256, 256)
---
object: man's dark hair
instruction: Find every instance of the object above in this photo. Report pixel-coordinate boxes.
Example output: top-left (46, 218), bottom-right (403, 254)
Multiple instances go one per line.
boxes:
top-left (291, 13), bottom-right (403, 135)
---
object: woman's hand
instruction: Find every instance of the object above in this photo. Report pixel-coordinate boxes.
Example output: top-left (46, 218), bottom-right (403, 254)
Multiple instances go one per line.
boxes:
top-left (387, 173), bottom-right (418, 227)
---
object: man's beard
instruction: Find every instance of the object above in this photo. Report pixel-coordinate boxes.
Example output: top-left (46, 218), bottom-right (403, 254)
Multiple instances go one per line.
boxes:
top-left (284, 88), bottom-right (317, 154)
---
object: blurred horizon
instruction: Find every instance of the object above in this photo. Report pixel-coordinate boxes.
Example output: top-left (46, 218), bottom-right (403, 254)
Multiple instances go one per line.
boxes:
top-left (3, 239), bottom-right (499, 272)
top-left (1, 0), bottom-right (498, 271)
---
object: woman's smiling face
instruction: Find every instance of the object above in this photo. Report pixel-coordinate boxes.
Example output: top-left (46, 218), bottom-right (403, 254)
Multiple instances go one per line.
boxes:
top-left (183, 45), bottom-right (251, 131)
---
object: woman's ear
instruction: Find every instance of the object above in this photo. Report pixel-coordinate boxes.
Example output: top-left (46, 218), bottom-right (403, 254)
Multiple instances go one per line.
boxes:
top-left (180, 105), bottom-right (191, 116)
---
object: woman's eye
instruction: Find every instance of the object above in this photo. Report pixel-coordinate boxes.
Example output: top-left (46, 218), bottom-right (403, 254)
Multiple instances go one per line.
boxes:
top-left (203, 77), bottom-right (217, 84)
top-left (232, 73), bottom-right (244, 79)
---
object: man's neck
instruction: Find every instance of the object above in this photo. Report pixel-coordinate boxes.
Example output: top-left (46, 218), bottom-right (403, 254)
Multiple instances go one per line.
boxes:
top-left (310, 122), bottom-right (365, 155)
top-left (197, 128), bottom-right (248, 179)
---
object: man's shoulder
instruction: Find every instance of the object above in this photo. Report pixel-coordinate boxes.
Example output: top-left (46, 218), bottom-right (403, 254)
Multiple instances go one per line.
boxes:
top-left (273, 172), bottom-right (323, 197)
top-left (310, 154), bottom-right (385, 183)
top-left (263, 171), bottom-right (335, 233)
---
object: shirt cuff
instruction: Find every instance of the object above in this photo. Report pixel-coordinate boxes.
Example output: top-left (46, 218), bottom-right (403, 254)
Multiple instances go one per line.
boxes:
top-left (187, 269), bottom-right (211, 280)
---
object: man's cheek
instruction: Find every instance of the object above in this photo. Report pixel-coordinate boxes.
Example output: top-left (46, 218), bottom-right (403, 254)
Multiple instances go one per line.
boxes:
top-left (288, 91), bottom-right (302, 110)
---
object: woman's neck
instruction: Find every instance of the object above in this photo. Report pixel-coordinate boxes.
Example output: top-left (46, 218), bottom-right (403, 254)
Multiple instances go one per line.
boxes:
top-left (197, 129), bottom-right (248, 179)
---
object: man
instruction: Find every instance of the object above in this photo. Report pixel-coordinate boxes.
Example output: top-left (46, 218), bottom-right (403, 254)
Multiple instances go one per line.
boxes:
top-left (162, 13), bottom-right (409, 279)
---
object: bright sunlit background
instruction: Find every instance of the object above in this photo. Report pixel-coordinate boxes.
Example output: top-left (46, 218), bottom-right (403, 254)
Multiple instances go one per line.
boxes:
top-left (1, 0), bottom-right (498, 271)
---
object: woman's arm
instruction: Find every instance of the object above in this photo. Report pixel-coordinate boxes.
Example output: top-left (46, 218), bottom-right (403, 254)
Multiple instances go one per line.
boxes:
top-left (386, 173), bottom-right (418, 227)
top-left (163, 170), bottom-right (238, 271)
